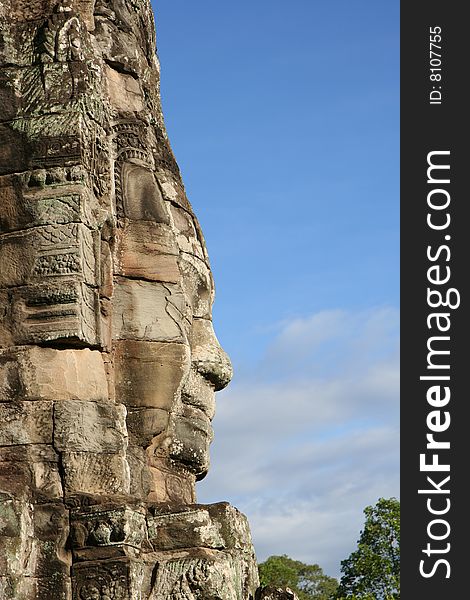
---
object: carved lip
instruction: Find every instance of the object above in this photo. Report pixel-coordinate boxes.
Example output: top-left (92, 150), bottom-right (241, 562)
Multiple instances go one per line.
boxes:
top-left (181, 374), bottom-right (215, 421)
top-left (181, 397), bottom-right (214, 422)
top-left (182, 406), bottom-right (214, 440)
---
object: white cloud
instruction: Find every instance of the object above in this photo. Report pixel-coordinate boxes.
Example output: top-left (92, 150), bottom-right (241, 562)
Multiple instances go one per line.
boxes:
top-left (197, 306), bottom-right (399, 579)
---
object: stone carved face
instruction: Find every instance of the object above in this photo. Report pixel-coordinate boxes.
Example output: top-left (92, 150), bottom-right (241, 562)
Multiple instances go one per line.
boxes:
top-left (164, 234), bottom-right (233, 478)
top-left (101, 14), bottom-right (234, 485)
top-left (114, 157), bottom-right (232, 495)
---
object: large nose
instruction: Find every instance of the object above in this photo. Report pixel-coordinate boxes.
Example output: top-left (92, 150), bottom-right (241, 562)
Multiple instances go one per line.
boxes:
top-left (190, 318), bottom-right (233, 391)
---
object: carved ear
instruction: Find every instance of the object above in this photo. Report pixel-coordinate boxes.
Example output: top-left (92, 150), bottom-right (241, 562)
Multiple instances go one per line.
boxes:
top-left (120, 162), bottom-right (170, 224)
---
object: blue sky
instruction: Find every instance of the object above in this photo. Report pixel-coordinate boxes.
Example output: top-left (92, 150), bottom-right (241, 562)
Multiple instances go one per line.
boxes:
top-left (153, 0), bottom-right (399, 579)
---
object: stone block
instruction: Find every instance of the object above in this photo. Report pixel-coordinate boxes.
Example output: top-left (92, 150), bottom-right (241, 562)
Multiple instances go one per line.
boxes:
top-left (0, 290), bottom-right (13, 348)
top-left (0, 497), bottom-right (34, 577)
top-left (72, 557), bottom-right (145, 600)
top-left (0, 223), bottom-right (96, 287)
top-left (0, 575), bottom-right (72, 600)
top-left (105, 65), bottom-right (144, 113)
top-left (155, 169), bottom-right (193, 213)
top-left (145, 458), bottom-right (196, 504)
top-left (112, 278), bottom-right (186, 343)
top-left (7, 281), bottom-right (99, 346)
top-left (114, 221), bottom-right (180, 283)
top-left (126, 407), bottom-right (168, 447)
top-left (147, 503), bottom-right (255, 557)
top-left (0, 401), bottom-right (53, 446)
top-left (100, 239), bottom-right (113, 299)
top-left (0, 1), bottom-right (60, 22)
top-left (0, 122), bottom-right (28, 175)
top-left (145, 548), bottom-right (240, 600)
top-left (206, 503), bottom-right (257, 558)
top-left (54, 401), bottom-right (127, 453)
top-left (62, 452), bottom-right (130, 496)
top-left (0, 346), bottom-right (108, 402)
top-left (190, 318), bottom-right (233, 391)
top-left (181, 368), bottom-right (216, 419)
top-left (126, 446), bottom-right (152, 501)
top-left (114, 340), bottom-right (190, 410)
top-left (0, 177), bottom-right (96, 234)
top-left (35, 575), bottom-right (73, 600)
top-left (178, 253), bottom-right (213, 319)
top-left (0, 499), bottom-right (71, 586)
top-left (70, 504), bottom-right (147, 557)
top-left (0, 576), bottom-right (35, 600)
top-left (0, 72), bottom-right (22, 123)
top-left (0, 445), bottom-right (62, 501)
top-left (117, 162), bottom-right (170, 223)
top-left (147, 507), bottom-right (224, 552)
top-left (32, 502), bottom-right (72, 577)
top-left (0, 20), bottom-right (35, 67)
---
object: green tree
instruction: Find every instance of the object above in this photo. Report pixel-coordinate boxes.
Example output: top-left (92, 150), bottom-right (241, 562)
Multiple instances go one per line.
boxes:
top-left (258, 554), bottom-right (338, 600)
top-left (335, 497), bottom-right (400, 600)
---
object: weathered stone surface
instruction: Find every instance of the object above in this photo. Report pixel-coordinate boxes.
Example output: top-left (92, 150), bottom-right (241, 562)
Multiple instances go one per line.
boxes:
top-left (62, 451), bottom-right (130, 497)
top-left (70, 503), bottom-right (148, 562)
top-left (105, 65), bottom-right (145, 114)
top-left (72, 557), bottom-right (145, 600)
top-left (178, 254), bottom-right (213, 319)
top-left (0, 496), bottom-right (35, 577)
top-left (119, 162), bottom-right (170, 223)
top-left (115, 222), bottom-right (180, 283)
top-left (181, 367), bottom-right (216, 419)
top-left (126, 407), bottom-right (169, 447)
top-left (168, 405), bottom-right (214, 476)
top-left (147, 550), bottom-right (240, 600)
top-left (0, 177), bottom-right (97, 234)
top-left (125, 446), bottom-right (153, 501)
top-left (65, 502), bottom-right (260, 599)
top-left (0, 401), bottom-right (53, 446)
top-left (114, 340), bottom-right (190, 410)
top-left (147, 503), bottom-right (250, 553)
top-left (1, 502), bottom-right (73, 597)
top-left (33, 502), bottom-right (72, 576)
top-left (145, 459), bottom-right (197, 505)
top-left (170, 205), bottom-right (207, 261)
top-left (0, 0), bottom-right (93, 28)
top-left (0, 347), bottom-right (108, 402)
top-left (0, 576), bottom-right (36, 600)
top-left (0, 575), bottom-right (72, 600)
top-left (54, 400), bottom-right (127, 453)
top-left (6, 281), bottom-right (99, 346)
top-left (148, 508), bottom-right (224, 551)
top-left (0, 223), bottom-right (96, 287)
top-left (112, 278), bottom-right (186, 342)
top-left (0, 445), bottom-right (63, 501)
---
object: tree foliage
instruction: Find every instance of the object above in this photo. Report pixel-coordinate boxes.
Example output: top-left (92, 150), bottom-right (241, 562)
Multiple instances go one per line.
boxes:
top-left (334, 497), bottom-right (400, 599)
top-left (258, 555), bottom-right (338, 600)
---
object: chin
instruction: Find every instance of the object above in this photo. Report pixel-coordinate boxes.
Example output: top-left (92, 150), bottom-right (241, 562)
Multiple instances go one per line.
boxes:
top-left (170, 444), bottom-right (211, 479)
top-left (169, 413), bottom-right (213, 478)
